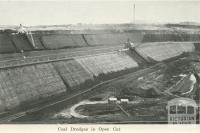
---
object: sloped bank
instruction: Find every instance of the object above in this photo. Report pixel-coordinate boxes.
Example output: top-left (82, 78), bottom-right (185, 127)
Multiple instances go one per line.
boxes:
top-left (0, 52), bottom-right (139, 116)
top-left (0, 41), bottom-right (198, 117)
top-left (136, 42), bottom-right (196, 61)
top-left (1, 28), bottom-right (200, 54)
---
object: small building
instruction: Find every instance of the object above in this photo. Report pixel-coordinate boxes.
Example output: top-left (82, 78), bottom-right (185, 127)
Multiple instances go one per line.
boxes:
top-left (120, 99), bottom-right (129, 104)
top-left (108, 97), bottom-right (117, 104)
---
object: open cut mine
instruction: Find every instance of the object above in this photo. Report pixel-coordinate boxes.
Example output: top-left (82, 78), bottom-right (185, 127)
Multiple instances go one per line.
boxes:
top-left (0, 24), bottom-right (199, 124)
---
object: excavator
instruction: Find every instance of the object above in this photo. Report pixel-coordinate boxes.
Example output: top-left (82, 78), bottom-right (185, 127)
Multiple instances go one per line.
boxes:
top-left (13, 24), bottom-right (37, 49)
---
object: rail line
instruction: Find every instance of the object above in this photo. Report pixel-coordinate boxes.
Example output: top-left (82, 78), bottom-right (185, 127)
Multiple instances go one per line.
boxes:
top-left (0, 46), bottom-right (124, 69)
top-left (116, 104), bottom-right (130, 117)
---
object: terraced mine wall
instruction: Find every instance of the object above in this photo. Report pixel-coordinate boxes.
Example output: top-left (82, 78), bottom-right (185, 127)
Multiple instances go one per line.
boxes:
top-left (0, 63), bottom-right (67, 112)
top-left (83, 31), bottom-right (143, 46)
top-left (25, 30), bottom-right (200, 48)
top-left (0, 27), bottom-right (200, 114)
top-left (0, 52), bottom-right (138, 113)
top-left (1, 29), bottom-right (200, 54)
top-left (142, 30), bottom-right (200, 42)
top-left (0, 33), bottom-right (17, 53)
top-left (136, 42), bottom-right (196, 61)
top-left (28, 30), bottom-right (144, 49)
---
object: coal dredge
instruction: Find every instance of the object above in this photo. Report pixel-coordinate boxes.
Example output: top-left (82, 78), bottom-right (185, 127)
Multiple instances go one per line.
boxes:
top-left (0, 23), bottom-right (200, 124)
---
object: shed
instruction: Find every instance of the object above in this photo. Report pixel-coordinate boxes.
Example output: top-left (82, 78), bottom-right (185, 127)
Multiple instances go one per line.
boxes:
top-left (108, 97), bottom-right (117, 104)
top-left (120, 99), bottom-right (129, 104)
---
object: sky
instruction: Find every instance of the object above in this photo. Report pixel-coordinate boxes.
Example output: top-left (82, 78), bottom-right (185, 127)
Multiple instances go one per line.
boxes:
top-left (0, 0), bottom-right (200, 26)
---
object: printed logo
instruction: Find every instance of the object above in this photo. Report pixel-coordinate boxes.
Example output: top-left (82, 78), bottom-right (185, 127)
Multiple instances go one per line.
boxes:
top-left (167, 97), bottom-right (198, 124)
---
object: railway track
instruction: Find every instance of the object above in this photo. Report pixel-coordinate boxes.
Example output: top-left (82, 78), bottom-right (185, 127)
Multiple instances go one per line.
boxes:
top-left (116, 104), bottom-right (131, 117)
top-left (0, 45), bottom-right (124, 69)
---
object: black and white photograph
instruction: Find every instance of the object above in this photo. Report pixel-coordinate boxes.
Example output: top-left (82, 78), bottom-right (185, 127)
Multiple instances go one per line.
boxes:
top-left (0, 0), bottom-right (200, 131)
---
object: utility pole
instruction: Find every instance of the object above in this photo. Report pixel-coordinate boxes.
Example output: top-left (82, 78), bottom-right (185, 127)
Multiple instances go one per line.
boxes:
top-left (133, 3), bottom-right (135, 24)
